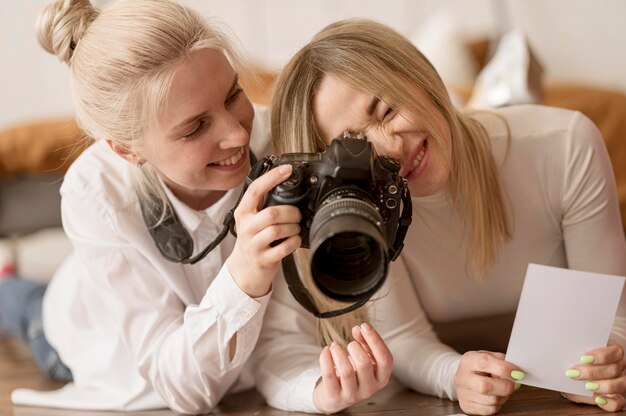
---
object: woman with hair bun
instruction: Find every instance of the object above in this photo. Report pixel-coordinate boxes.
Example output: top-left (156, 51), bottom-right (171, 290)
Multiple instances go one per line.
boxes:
top-left (0, 0), bottom-right (308, 413)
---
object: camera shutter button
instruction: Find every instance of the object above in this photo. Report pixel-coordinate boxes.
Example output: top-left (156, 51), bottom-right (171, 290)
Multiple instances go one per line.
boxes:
top-left (274, 166), bottom-right (305, 200)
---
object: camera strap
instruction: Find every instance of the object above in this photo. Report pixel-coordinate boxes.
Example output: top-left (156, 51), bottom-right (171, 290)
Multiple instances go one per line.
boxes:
top-left (389, 178), bottom-right (412, 261)
top-left (140, 150), bottom-right (263, 264)
top-left (281, 254), bottom-right (370, 319)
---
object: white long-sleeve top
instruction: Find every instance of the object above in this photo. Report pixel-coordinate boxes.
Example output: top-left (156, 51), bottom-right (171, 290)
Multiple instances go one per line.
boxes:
top-left (11, 107), bottom-right (273, 413)
top-left (254, 105), bottom-right (626, 412)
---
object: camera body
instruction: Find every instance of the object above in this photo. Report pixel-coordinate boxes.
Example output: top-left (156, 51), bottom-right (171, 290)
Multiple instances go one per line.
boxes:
top-left (264, 133), bottom-right (404, 247)
top-left (249, 132), bottom-right (411, 305)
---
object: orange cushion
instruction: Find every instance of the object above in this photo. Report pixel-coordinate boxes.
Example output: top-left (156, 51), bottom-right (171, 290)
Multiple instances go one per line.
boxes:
top-left (0, 118), bottom-right (85, 179)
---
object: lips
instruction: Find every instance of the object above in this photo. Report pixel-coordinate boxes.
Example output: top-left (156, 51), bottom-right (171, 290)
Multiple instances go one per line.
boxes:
top-left (211, 146), bottom-right (245, 167)
top-left (402, 139), bottom-right (428, 177)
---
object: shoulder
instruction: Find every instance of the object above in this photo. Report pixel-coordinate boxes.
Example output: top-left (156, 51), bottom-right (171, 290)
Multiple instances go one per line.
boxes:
top-left (472, 104), bottom-right (587, 138)
top-left (61, 141), bottom-right (137, 213)
top-left (471, 105), bottom-right (604, 157)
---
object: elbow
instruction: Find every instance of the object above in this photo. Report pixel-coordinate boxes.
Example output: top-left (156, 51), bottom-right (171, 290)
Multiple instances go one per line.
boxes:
top-left (146, 369), bottom-right (223, 414)
top-left (159, 389), bottom-right (220, 415)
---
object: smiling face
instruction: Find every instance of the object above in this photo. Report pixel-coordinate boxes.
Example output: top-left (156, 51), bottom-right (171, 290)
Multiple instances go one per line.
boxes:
top-left (139, 48), bottom-right (254, 209)
top-left (312, 74), bottom-right (452, 197)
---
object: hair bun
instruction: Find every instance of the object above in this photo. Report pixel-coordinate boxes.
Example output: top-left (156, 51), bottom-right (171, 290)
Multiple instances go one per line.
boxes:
top-left (36, 0), bottom-right (98, 64)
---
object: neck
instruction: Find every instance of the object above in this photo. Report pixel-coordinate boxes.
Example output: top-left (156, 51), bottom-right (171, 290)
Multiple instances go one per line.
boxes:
top-left (164, 180), bottom-right (227, 211)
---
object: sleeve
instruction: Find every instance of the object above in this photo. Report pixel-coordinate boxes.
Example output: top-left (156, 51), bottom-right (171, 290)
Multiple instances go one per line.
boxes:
top-left (61, 189), bottom-right (271, 414)
top-left (252, 269), bottom-right (323, 413)
top-left (560, 112), bottom-right (626, 345)
top-left (372, 256), bottom-right (462, 401)
top-left (253, 259), bottom-right (463, 412)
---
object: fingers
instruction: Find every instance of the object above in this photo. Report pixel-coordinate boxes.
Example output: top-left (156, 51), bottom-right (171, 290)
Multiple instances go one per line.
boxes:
top-left (353, 323), bottom-right (393, 384)
top-left (237, 164), bottom-right (293, 212)
top-left (242, 205), bottom-right (302, 237)
top-left (585, 376), bottom-right (626, 396)
top-left (566, 342), bottom-right (626, 397)
top-left (457, 365), bottom-right (516, 397)
top-left (346, 340), bottom-right (377, 396)
top-left (312, 326), bottom-right (392, 414)
top-left (458, 351), bottom-right (521, 387)
top-left (584, 341), bottom-right (625, 365)
top-left (567, 362), bottom-right (624, 382)
top-left (318, 346), bottom-right (341, 396)
top-left (329, 342), bottom-right (358, 397)
top-left (456, 351), bottom-right (520, 415)
top-left (458, 397), bottom-right (503, 416)
top-left (562, 392), bottom-right (626, 412)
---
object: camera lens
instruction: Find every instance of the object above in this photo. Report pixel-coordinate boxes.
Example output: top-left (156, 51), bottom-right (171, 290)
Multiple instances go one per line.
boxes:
top-left (309, 196), bottom-right (388, 301)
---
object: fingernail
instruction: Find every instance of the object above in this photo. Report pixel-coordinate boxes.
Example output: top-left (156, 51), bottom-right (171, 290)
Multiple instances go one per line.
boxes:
top-left (580, 355), bottom-right (595, 364)
top-left (595, 396), bottom-right (607, 405)
top-left (277, 164), bottom-right (292, 174)
top-left (585, 382), bottom-right (600, 391)
top-left (565, 369), bottom-right (581, 379)
top-left (361, 322), bottom-right (373, 333)
top-left (511, 370), bottom-right (525, 381)
top-left (514, 383), bottom-right (521, 391)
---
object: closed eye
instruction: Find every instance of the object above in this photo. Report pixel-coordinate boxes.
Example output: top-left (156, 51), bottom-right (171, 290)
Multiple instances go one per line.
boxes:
top-left (226, 84), bottom-right (243, 104)
top-left (182, 120), bottom-right (206, 141)
top-left (381, 104), bottom-right (396, 122)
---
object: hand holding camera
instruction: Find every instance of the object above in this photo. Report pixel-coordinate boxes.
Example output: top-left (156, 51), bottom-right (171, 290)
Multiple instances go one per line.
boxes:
top-left (248, 132), bottom-right (412, 316)
top-left (226, 164), bottom-right (302, 298)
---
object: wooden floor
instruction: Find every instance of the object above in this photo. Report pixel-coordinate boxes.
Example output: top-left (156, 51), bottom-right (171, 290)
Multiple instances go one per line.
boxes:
top-left (1, 331), bottom-right (623, 415)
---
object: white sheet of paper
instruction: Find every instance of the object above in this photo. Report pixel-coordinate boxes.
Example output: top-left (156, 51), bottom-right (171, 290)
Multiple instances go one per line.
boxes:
top-left (505, 264), bottom-right (625, 396)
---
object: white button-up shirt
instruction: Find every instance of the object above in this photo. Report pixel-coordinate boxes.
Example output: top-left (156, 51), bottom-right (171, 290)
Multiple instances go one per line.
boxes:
top-left (12, 107), bottom-right (273, 414)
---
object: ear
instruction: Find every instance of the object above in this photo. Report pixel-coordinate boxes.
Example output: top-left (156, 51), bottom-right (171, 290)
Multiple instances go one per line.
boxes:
top-left (106, 140), bottom-right (144, 166)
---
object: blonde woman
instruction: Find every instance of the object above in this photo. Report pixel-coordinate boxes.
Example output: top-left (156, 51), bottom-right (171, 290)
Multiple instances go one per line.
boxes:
top-left (0, 0), bottom-right (305, 413)
top-left (254, 19), bottom-right (626, 415)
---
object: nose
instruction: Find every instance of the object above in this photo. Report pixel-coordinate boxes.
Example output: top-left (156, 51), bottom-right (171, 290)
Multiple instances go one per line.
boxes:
top-left (217, 111), bottom-right (250, 149)
top-left (365, 129), bottom-right (403, 161)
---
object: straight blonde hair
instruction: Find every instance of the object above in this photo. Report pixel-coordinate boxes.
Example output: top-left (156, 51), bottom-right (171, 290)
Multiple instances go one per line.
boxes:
top-left (37, 0), bottom-right (254, 221)
top-left (270, 19), bottom-right (511, 345)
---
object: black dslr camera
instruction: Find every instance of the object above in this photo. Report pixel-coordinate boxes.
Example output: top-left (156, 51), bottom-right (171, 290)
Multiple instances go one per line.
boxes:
top-left (249, 132), bottom-right (412, 317)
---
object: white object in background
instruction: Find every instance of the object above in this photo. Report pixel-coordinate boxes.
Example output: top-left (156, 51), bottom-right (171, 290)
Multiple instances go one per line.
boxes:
top-left (505, 264), bottom-right (625, 396)
top-left (410, 12), bottom-right (479, 103)
top-left (467, 31), bottom-right (543, 108)
top-left (15, 227), bottom-right (72, 283)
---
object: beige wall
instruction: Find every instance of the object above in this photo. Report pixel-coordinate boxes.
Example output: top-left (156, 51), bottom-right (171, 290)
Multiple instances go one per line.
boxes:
top-left (1, 0), bottom-right (625, 128)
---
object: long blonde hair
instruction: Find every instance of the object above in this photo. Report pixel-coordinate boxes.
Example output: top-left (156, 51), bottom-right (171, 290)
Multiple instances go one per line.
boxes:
top-left (270, 19), bottom-right (511, 344)
top-left (36, 0), bottom-right (253, 220)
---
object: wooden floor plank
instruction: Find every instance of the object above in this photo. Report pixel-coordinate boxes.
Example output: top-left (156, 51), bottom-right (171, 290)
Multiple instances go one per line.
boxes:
top-left (1, 332), bottom-right (618, 415)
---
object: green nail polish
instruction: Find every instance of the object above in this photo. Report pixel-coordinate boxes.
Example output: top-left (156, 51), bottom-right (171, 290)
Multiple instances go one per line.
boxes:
top-left (565, 369), bottom-right (581, 378)
top-left (514, 383), bottom-right (521, 391)
top-left (585, 382), bottom-right (600, 391)
top-left (595, 396), bottom-right (607, 405)
top-left (580, 355), bottom-right (595, 364)
top-left (511, 370), bottom-right (525, 381)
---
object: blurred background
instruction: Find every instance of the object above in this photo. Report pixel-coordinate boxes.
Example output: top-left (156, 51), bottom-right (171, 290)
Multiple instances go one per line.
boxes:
top-left (1, 0), bottom-right (626, 127)
top-left (0, 0), bottom-right (625, 282)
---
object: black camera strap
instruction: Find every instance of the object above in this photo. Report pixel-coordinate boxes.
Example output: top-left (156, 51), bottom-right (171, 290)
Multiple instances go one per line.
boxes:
top-left (281, 254), bottom-right (370, 319)
top-left (389, 178), bottom-right (412, 261)
top-left (141, 150), bottom-right (263, 264)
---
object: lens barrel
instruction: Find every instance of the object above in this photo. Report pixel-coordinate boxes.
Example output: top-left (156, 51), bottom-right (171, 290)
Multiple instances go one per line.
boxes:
top-left (309, 197), bottom-right (388, 301)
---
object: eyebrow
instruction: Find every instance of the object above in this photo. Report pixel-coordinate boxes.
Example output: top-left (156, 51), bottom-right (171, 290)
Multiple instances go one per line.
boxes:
top-left (169, 74), bottom-right (239, 133)
top-left (366, 96), bottom-right (380, 116)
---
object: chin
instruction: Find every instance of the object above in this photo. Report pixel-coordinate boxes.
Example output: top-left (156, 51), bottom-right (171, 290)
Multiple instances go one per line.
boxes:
top-left (408, 178), bottom-right (446, 198)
